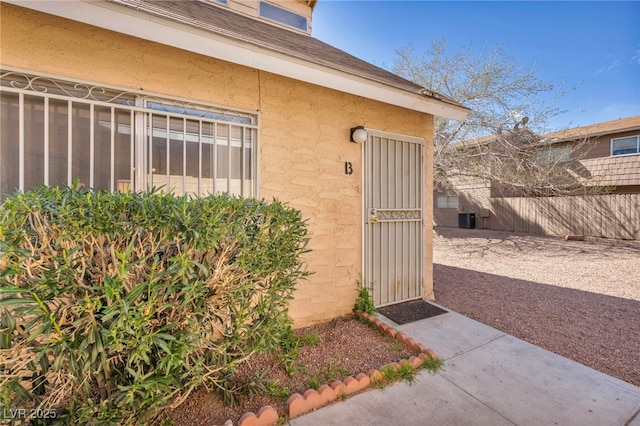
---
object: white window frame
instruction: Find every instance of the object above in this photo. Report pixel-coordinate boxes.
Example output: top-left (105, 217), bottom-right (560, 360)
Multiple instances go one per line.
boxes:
top-left (436, 195), bottom-right (459, 209)
top-left (611, 135), bottom-right (640, 157)
top-left (259, 1), bottom-right (308, 32)
top-left (1, 68), bottom-right (259, 199)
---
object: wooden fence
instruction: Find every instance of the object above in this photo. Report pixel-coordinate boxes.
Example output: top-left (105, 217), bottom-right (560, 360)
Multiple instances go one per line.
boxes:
top-left (489, 193), bottom-right (640, 240)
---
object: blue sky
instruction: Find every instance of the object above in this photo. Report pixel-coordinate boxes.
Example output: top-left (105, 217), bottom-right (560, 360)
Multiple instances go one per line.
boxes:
top-left (312, 1), bottom-right (640, 130)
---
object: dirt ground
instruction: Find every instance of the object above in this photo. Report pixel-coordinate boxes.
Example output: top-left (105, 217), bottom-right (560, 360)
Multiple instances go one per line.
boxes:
top-left (156, 227), bottom-right (639, 425)
top-left (432, 227), bottom-right (640, 387)
top-left (161, 315), bottom-right (419, 426)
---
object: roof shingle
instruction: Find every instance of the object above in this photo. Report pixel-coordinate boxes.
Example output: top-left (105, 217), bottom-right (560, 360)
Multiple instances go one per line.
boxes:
top-left (108, 0), bottom-right (465, 109)
top-left (542, 116), bottom-right (640, 142)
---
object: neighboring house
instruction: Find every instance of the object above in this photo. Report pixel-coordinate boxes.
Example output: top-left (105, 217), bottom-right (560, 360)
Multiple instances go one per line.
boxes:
top-left (542, 116), bottom-right (640, 193)
top-left (0, 0), bottom-right (470, 326)
top-left (435, 116), bottom-right (640, 238)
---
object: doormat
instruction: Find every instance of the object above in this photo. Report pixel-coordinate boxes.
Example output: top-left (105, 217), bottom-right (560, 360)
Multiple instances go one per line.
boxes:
top-left (378, 300), bottom-right (448, 325)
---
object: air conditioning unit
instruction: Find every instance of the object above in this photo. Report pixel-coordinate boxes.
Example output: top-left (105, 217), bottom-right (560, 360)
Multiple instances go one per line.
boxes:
top-left (458, 213), bottom-right (476, 229)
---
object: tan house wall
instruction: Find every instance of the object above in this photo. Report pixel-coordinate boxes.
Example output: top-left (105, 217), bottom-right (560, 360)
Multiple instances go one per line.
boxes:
top-left (580, 155), bottom-right (640, 188)
top-left (1, 4), bottom-right (434, 327)
top-left (577, 129), bottom-right (640, 160)
top-left (0, 4), bottom-right (261, 111)
top-left (571, 130), bottom-right (640, 190)
top-left (433, 178), bottom-right (508, 220)
top-left (434, 175), bottom-right (491, 228)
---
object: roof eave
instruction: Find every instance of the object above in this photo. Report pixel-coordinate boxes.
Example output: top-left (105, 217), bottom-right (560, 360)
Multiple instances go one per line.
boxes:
top-left (544, 124), bottom-right (640, 144)
top-left (6, 0), bottom-right (469, 121)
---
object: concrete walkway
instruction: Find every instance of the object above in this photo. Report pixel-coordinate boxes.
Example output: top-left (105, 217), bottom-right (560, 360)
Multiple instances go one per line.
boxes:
top-left (289, 304), bottom-right (640, 426)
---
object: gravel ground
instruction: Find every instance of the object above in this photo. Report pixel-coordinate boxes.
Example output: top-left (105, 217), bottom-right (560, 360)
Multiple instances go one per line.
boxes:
top-left (159, 227), bottom-right (640, 425)
top-left (433, 227), bottom-right (640, 387)
top-left (161, 315), bottom-right (418, 426)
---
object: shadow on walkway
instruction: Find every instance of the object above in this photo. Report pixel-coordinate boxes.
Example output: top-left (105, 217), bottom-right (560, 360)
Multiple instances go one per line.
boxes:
top-left (434, 263), bottom-right (640, 387)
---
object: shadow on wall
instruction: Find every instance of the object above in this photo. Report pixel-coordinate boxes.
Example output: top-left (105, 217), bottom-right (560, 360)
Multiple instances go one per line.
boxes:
top-left (433, 263), bottom-right (640, 387)
top-left (434, 194), bottom-right (491, 229)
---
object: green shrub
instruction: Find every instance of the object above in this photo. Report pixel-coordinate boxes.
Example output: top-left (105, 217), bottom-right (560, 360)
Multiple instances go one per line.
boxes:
top-left (0, 186), bottom-right (310, 424)
top-left (353, 282), bottom-right (375, 315)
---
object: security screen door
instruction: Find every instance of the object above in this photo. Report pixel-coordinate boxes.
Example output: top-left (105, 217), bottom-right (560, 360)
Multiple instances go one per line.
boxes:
top-left (363, 130), bottom-right (424, 307)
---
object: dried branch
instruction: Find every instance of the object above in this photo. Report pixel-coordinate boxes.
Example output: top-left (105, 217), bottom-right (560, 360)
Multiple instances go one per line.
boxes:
top-left (393, 37), bottom-right (598, 196)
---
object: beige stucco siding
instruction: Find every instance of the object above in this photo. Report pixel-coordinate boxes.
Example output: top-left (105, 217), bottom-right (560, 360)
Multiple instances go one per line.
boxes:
top-left (257, 72), bottom-right (434, 324)
top-left (1, 4), bottom-right (435, 327)
top-left (0, 4), bottom-right (262, 111)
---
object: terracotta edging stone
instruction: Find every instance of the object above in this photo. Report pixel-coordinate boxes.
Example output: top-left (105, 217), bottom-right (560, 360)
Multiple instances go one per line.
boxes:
top-left (231, 311), bottom-right (440, 425)
top-left (284, 311), bottom-right (440, 420)
top-left (287, 373), bottom-right (371, 419)
top-left (237, 405), bottom-right (279, 426)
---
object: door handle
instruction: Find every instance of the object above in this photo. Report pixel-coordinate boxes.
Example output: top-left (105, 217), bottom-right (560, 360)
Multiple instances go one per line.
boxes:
top-left (369, 208), bottom-right (378, 223)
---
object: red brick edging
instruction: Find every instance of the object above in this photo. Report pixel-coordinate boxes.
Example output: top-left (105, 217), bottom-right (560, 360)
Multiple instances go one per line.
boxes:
top-left (233, 311), bottom-right (439, 426)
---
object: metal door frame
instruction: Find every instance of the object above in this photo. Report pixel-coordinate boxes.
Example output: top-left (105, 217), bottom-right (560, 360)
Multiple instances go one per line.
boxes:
top-left (362, 128), bottom-right (425, 307)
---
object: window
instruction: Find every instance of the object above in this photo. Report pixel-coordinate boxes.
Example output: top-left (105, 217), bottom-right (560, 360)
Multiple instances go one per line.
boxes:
top-left (0, 69), bottom-right (257, 199)
top-left (535, 146), bottom-right (571, 163)
top-left (436, 195), bottom-right (459, 209)
top-left (259, 2), bottom-right (307, 31)
top-left (611, 135), bottom-right (640, 156)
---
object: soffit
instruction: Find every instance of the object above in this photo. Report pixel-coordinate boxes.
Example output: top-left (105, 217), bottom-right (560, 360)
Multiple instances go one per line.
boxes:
top-left (108, 0), bottom-right (462, 104)
top-left (6, 0), bottom-right (470, 120)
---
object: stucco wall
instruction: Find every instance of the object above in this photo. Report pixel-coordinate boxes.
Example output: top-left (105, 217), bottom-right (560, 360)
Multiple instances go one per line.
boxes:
top-left (0, 4), bottom-right (261, 111)
top-left (257, 73), bottom-right (434, 322)
top-left (1, 4), bottom-right (434, 327)
top-left (434, 175), bottom-right (492, 229)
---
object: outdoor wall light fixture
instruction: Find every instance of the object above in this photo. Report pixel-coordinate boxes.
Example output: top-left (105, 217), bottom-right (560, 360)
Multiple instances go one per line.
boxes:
top-left (350, 126), bottom-right (367, 144)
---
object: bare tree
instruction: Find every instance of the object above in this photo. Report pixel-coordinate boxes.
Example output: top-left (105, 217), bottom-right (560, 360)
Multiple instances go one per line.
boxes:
top-left (453, 127), bottom-right (605, 196)
top-left (393, 37), bottom-right (598, 196)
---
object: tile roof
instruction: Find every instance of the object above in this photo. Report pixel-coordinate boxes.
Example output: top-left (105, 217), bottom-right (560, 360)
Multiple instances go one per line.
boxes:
top-left (107, 0), bottom-right (465, 110)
